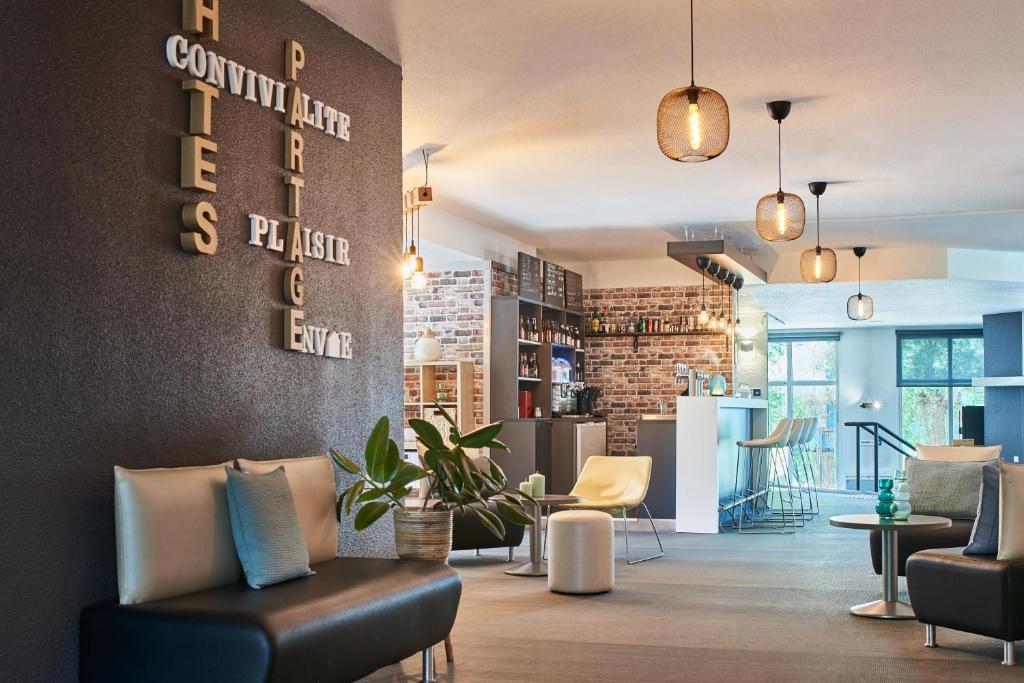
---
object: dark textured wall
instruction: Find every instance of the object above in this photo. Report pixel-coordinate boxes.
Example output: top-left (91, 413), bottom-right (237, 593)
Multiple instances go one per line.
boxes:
top-left (0, 1), bottom-right (401, 680)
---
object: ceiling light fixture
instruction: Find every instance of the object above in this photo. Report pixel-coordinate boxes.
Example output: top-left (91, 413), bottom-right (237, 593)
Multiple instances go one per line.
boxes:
top-left (756, 101), bottom-right (804, 242)
top-left (406, 150), bottom-right (433, 290)
top-left (656, 0), bottom-right (729, 162)
top-left (696, 256), bottom-right (711, 326)
top-left (800, 181), bottom-right (837, 282)
top-left (847, 246), bottom-right (874, 320)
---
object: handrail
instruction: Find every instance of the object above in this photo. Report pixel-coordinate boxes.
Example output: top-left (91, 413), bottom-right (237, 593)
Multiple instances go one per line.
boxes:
top-left (843, 421), bottom-right (917, 492)
top-left (845, 421), bottom-right (915, 452)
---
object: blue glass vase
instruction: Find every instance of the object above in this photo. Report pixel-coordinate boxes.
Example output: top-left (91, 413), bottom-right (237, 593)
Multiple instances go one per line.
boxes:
top-left (876, 478), bottom-right (895, 519)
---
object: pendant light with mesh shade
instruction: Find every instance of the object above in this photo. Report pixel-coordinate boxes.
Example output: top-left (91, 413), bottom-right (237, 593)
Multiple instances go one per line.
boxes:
top-left (800, 181), bottom-right (837, 282)
top-left (657, 0), bottom-right (729, 162)
top-left (847, 247), bottom-right (874, 320)
top-left (756, 101), bottom-right (804, 242)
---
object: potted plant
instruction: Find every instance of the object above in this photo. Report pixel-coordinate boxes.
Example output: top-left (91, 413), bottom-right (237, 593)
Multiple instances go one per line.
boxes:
top-left (331, 404), bottom-right (535, 561)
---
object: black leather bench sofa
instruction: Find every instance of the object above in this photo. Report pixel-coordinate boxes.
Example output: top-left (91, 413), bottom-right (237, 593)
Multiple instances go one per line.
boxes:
top-left (451, 502), bottom-right (524, 560)
top-left (81, 557), bottom-right (461, 682)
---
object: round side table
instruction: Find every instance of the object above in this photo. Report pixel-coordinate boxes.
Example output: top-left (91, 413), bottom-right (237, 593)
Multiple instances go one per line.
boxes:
top-left (829, 514), bottom-right (951, 619)
top-left (505, 494), bottom-right (579, 577)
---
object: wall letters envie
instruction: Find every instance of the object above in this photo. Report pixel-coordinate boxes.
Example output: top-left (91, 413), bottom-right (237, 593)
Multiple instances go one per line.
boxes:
top-left (169, 0), bottom-right (352, 360)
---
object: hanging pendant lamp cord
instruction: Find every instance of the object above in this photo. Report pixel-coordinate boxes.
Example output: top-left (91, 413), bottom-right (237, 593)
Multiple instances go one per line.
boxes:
top-left (816, 195), bottom-right (821, 247)
top-left (777, 121), bottom-right (783, 192)
top-left (690, 0), bottom-right (695, 86)
top-left (858, 254), bottom-right (862, 295)
top-left (422, 149), bottom-right (429, 185)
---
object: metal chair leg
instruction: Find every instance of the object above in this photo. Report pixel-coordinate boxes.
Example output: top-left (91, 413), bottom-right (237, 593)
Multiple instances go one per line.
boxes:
top-left (444, 635), bottom-right (454, 662)
top-left (924, 624), bottom-right (936, 647)
top-left (624, 502), bottom-right (664, 564)
top-left (507, 545), bottom-right (515, 562)
top-left (421, 646), bottom-right (434, 682)
top-left (1005, 641), bottom-right (1016, 666)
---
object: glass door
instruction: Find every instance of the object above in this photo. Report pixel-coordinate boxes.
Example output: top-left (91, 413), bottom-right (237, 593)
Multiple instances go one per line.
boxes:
top-left (768, 337), bottom-right (841, 490)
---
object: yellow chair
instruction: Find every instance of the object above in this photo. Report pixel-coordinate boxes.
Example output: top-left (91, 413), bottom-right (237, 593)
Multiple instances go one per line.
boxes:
top-left (564, 455), bottom-right (663, 564)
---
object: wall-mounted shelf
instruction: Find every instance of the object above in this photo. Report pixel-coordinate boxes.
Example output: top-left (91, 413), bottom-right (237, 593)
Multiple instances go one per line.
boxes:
top-left (589, 330), bottom-right (727, 352)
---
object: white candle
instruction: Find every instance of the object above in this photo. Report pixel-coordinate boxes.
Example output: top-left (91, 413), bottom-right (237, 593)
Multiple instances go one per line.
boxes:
top-left (529, 472), bottom-right (545, 498)
top-left (518, 481), bottom-right (532, 495)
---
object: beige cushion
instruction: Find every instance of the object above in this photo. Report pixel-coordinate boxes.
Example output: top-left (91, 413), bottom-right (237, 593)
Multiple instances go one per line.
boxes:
top-left (915, 444), bottom-right (1003, 462)
top-left (115, 463), bottom-right (240, 604)
top-left (998, 461), bottom-right (1024, 561)
top-left (237, 456), bottom-right (338, 564)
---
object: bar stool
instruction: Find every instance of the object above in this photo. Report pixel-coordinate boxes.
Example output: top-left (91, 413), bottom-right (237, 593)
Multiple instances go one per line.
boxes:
top-left (765, 417), bottom-right (807, 526)
top-left (798, 418), bottom-right (821, 515)
top-left (730, 419), bottom-right (797, 533)
top-left (785, 418), bottom-right (816, 520)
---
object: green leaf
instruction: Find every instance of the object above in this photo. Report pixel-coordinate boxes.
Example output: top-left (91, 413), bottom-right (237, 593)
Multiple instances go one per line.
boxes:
top-left (353, 500), bottom-right (390, 531)
top-left (330, 449), bottom-right (361, 475)
top-left (364, 417), bottom-right (390, 482)
top-left (471, 505), bottom-right (506, 540)
top-left (496, 499), bottom-right (535, 526)
top-left (488, 459), bottom-right (508, 488)
top-left (409, 418), bottom-right (446, 451)
top-left (455, 422), bottom-right (503, 449)
top-left (356, 488), bottom-right (385, 504)
top-left (379, 438), bottom-right (401, 483)
top-left (484, 439), bottom-right (509, 452)
top-left (389, 462), bottom-right (427, 490)
top-left (343, 480), bottom-right (366, 516)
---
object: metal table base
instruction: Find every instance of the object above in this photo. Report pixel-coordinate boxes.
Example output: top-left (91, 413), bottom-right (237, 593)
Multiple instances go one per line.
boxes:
top-left (851, 526), bottom-right (915, 620)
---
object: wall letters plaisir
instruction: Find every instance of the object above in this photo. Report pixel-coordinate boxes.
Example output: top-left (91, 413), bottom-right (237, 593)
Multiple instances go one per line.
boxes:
top-left (169, 0), bottom-right (353, 360)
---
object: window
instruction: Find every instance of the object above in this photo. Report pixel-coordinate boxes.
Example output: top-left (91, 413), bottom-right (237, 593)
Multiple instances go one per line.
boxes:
top-left (897, 330), bottom-right (984, 446)
top-left (768, 335), bottom-right (840, 489)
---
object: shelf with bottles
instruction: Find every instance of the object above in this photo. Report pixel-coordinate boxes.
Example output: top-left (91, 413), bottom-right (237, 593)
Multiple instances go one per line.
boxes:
top-left (517, 313), bottom-right (585, 350)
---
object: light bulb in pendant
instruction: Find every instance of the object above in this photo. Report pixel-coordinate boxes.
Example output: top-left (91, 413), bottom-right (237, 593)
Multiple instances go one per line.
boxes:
top-left (688, 102), bottom-right (702, 150)
top-left (401, 256), bottom-right (413, 280)
top-left (856, 297), bottom-right (865, 317)
top-left (813, 253), bottom-right (822, 279)
top-left (776, 200), bottom-right (787, 235)
top-left (411, 270), bottom-right (427, 290)
top-left (698, 305), bottom-right (709, 326)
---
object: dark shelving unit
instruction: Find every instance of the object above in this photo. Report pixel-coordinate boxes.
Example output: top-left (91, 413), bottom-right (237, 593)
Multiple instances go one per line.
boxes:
top-left (589, 329), bottom-right (727, 352)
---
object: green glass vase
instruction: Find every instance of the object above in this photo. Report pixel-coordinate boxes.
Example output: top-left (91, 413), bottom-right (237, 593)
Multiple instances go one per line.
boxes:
top-left (876, 478), bottom-right (895, 519)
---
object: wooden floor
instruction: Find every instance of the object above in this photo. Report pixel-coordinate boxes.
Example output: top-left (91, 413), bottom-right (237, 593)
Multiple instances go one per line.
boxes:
top-left (363, 494), bottom-right (1018, 682)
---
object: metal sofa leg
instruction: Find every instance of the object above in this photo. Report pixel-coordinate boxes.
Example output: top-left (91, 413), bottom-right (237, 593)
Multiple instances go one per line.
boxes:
top-left (1004, 641), bottom-right (1016, 666)
top-left (421, 646), bottom-right (434, 682)
top-left (474, 548), bottom-right (481, 556)
top-left (507, 546), bottom-right (515, 562)
top-left (925, 624), bottom-right (936, 647)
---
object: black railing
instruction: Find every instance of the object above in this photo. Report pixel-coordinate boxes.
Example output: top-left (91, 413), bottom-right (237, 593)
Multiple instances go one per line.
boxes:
top-left (843, 421), bottom-right (917, 492)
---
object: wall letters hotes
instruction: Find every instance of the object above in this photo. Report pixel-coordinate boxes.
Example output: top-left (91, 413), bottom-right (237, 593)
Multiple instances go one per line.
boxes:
top-left (167, 0), bottom-right (352, 360)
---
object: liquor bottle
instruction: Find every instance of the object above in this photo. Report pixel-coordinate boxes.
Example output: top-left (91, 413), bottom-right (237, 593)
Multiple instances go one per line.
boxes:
top-left (519, 316), bottom-right (526, 340)
top-left (519, 352), bottom-right (526, 378)
top-left (591, 310), bottom-right (600, 333)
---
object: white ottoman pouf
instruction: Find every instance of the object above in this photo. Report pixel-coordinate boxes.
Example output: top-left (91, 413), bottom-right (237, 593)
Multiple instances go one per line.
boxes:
top-left (547, 510), bottom-right (614, 594)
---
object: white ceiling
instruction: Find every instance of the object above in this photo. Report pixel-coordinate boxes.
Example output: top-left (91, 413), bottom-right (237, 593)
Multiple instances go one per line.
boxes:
top-left (743, 278), bottom-right (1024, 329)
top-left (309, 0), bottom-right (1024, 265)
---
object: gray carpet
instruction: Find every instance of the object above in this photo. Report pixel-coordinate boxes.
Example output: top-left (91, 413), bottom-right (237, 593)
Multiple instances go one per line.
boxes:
top-left (363, 494), bottom-right (1017, 681)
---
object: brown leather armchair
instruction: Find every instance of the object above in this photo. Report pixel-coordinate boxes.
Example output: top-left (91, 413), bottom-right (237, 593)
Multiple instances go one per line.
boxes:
top-left (907, 548), bottom-right (1024, 666)
top-left (869, 520), bottom-right (974, 575)
top-left (451, 502), bottom-right (524, 560)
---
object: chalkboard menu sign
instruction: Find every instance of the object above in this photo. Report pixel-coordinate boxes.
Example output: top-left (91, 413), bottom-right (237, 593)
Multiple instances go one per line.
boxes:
top-left (564, 270), bottom-right (583, 313)
top-left (543, 261), bottom-right (565, 308)
top-left (517, 252), bottom-right (543, 301)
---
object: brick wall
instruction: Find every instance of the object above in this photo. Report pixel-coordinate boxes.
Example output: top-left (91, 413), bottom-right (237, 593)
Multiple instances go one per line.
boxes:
top-left (585, 286), bottom-right (734, 455)
top-left (404, 269), bottom-right (487, 428)
top-left (491, 262), bottom-right (517, 297)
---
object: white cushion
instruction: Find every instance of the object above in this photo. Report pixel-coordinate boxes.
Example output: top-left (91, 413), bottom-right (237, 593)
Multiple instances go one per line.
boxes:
top-left (114, 463), bottom-right (240, 604)
top-left (915, 444), bottom-right (1003, 462)
top-left (237, 456), bottom-right (338, 564)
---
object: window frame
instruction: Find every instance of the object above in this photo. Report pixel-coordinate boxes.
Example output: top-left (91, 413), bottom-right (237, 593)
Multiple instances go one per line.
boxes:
top-left (896, 329), bottom-right (983, 444)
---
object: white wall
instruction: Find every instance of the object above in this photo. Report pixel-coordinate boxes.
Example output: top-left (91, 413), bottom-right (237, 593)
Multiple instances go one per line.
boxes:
top-left (836, 327), bottom-right (902, 486)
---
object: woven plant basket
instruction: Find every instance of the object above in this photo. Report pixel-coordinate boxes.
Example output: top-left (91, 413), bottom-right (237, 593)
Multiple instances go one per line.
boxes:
top-left (394, 509), bottom-right (453, 562)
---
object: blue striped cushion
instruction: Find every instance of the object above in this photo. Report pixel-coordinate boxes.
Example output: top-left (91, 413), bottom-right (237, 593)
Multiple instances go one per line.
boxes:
top-left (225, 466), bottom-right (313, 589)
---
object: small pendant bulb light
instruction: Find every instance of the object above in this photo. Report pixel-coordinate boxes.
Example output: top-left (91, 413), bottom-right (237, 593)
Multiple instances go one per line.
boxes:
top-left (732, 275), bottom-right (744, 335)
top-left (756, 101), bottom-right (805, 242)
top-left (410, 151), bottom-right (430, 290)
top-left (847, 247), bottom-right (874, 320)
top-left (696, 256), bottom-right (711, 326)
top-left (800, 181), bottom-right (838, 282)
top-left (656, 0), bottom-right (729, 162)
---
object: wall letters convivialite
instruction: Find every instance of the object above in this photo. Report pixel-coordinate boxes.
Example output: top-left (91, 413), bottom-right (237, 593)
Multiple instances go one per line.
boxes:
top-left (167, 0), bottom-right (353, 360)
